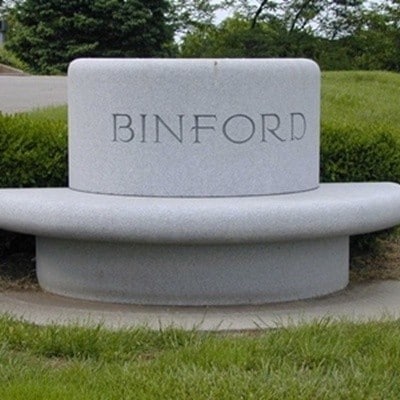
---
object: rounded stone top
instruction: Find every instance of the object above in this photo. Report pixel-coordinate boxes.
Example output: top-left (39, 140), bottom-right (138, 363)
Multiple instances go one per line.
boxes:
top-left (68, 58), bottom-right (320, 197)
top-left (0, 183), bottom-right (399, 244)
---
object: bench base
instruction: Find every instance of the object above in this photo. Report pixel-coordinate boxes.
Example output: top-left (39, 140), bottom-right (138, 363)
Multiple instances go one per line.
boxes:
top-left (0, 183), bottom-right (398, 306)
top-left (36, 236), bottom-right (349, 306)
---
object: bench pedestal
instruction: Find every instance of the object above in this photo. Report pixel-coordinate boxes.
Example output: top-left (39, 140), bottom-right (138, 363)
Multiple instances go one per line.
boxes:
top-left (36, 236), bottom-right (348, 305)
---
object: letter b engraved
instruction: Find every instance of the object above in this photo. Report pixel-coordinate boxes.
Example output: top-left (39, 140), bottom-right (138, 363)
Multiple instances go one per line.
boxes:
top-left (113, 114), bottom-right (134, 142)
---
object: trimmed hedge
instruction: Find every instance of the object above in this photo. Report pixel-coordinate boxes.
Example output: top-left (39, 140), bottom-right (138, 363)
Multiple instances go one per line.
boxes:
top-left (0, 113), bottom-right (67, 257)
top-left (321, 124), bottom-right (400, 253)
top-left (0, 113), bottom-right (67, 188)
top-left (321, 125), bottom-right (400, 183)
top-left (2, 115), bottom-right (397, 189)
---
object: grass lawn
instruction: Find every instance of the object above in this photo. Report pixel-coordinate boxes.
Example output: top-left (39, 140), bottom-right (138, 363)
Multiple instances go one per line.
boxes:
top-left (24, 105), bottom-right (68, 122)
top-left (1, 316), bottom-right (400, 399)
top-left (322, 70), bottom-right (400, 136)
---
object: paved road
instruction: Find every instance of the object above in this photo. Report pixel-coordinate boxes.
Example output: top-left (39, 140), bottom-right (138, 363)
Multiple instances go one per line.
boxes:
top-left (0, 76), bottom-right (67, 114)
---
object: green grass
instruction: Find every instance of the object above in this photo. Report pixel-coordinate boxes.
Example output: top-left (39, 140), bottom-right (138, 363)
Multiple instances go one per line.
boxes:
top-left (0, 46), bottom-right (28, 72)
top-left (320, 71), bottom-right (400, 185)
top-left (22, 105), bottom-right (68, 122)
top-left (1, 316), bottom-right (400, 399)
top-left (322, 70), bottom-right (400, 137)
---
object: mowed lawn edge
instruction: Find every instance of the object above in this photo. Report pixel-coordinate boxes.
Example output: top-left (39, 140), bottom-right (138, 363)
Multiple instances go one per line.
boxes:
top-left (1, 316), bottom-right (400, 399)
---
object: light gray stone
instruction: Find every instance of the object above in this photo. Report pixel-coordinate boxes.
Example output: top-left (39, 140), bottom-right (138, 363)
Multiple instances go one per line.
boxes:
top-left (0, 181), bottom-right (397, 305)
top-left (36, 236), bottom-right (349, 305)
top-left (68, 58), bottom-right (320, 197)
top-left (0, 183), bottom-right (398, 244)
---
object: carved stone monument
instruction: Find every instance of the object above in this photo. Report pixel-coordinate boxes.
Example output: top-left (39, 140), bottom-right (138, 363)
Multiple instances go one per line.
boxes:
top-left (69, 59), bottom-right (318, 197)
top-left (0, 58), bottom-right (399, 305)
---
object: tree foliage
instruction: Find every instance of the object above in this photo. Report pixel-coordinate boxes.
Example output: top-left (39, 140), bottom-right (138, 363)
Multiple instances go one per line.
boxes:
top-left (3, 0), bottom-right (400, 73)
top-left (169, 0), bottom-right (220, 35)
top-left (5, 0), bottom-right (174, 74)
top-left (223, 0), bottom-right (366, 37)
top-left (180, 0), bottom-right (400, 73)
top-left (181, 16), bottom-right (319, 59)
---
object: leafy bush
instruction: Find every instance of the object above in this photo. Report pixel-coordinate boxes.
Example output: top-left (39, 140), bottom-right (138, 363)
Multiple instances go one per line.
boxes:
top-left (320, 126), bottom-right (400, 184)
top-left (320, 71), bottom-right (400, 256)
top-left (320, 125), bottom-right (400, 254)
top-left (0, 113), bottom-right (67, 188)
top-left (0, 113), bottom-right (67, 257)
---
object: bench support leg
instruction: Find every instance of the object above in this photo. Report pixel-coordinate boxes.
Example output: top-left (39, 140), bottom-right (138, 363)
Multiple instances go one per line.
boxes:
top-left (36, 236), bottom-right (349, 306)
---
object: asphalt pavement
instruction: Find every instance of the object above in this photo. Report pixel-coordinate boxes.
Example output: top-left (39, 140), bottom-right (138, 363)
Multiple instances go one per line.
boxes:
top-left (0, 75), bottom-right (67, 114)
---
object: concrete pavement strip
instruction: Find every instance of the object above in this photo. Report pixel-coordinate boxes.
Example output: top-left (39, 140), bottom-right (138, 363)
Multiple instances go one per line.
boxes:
top-left (1, 280), bottom-right (400, 331)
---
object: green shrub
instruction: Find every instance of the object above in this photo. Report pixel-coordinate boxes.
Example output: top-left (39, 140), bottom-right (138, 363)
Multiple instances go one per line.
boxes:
top-left (320, 126), bottom-right (400, 183)
top-left (0, 113), bottom-right (67, 188)
top-left (0, 113), bottom-right (67, 258)
top-left (320, 124), bottom-right (400, 255)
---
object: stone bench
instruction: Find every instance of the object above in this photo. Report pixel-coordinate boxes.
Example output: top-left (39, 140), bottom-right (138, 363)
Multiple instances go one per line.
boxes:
top-left (0, 182), bottom-right (399, 305)
top-left (0, 183), bottom-right (398, 243)
top-left (0, 58), bottom-right (399, 306)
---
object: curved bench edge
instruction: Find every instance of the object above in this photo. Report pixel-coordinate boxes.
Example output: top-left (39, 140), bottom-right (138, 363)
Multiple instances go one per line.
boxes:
top-left (0, 182), bottom-right (399, 244)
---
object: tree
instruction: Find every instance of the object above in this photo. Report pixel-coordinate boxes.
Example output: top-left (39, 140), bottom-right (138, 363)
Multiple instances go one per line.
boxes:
top-left (224, 0), bottom-right (367, 38)
top-left (0, 0), bottom-right (13, 17)
top-left (359, 0), bottom-right (400, 71)
top-left (6, 0), bottom-right (174, 74)
top-left (180, 0), bottom-right (400, 72)
top-left (180, 14), bottom-right (319, 59)
top-left (169, 0), bottom-right (220, 35)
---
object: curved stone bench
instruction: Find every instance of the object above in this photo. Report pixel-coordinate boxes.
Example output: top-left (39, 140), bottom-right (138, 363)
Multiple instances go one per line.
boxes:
top-left (0, 182), bottom-right (399, 305)
top-left (2, 58), bottom-right (400, 307)
top-left (0, 183), bottom-right (399, 243)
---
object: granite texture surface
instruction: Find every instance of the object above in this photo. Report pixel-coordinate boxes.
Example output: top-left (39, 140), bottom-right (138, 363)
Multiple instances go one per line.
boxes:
top-left (36, 236), bottom-right (349, 305)
top-left (0, 183), bottom-right (398, 244)
top-left (68, 58), bottom-right (320, 196)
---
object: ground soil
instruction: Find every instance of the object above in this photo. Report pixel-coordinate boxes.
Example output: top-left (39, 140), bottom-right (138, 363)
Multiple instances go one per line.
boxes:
top-left (0, 252), bottom-right (38, 291)
top-left (350, 235), bottom-right (400, 282)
